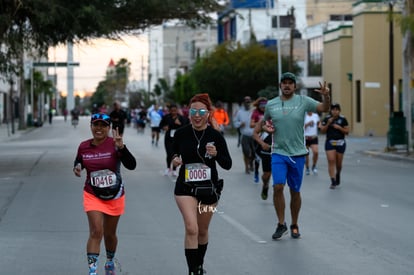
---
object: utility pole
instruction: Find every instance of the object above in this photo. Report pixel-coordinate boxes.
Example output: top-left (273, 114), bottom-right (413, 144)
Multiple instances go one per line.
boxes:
top-left (248, 8), bottom-right (253, 42)
top-left (9, 78), bottom-right (15, 134)
top-left (288, 6), bottom-right (295, 72)
top-left (402, 0), bottom-right (413, 150)
top-left (275, 0), bottom-right (282, 94)
top-left (67, 41), bottom-right (75, 113)
top-left (389, 1), bottom-right (394, 115)
top-left (175, 34), bottom-right (179, 73)
top-left (141, 56), bottom-right (145, 91)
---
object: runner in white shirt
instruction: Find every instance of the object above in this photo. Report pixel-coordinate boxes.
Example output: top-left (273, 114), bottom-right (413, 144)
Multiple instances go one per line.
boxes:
top-left (304, 112), bottom-right (320, 175)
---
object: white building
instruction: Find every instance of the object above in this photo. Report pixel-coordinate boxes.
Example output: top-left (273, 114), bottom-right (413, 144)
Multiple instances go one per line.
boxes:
top-left (147, 22), bottom-right (217, 93)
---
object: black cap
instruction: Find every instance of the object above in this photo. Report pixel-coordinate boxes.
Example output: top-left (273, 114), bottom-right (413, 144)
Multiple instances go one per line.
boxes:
top-left (331, 103), bottom-right (341, 110)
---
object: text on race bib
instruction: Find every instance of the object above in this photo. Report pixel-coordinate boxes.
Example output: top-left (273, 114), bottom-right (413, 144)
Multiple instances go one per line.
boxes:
top-left (90, 169), bottom-right (118, 188)
top-left (185, 163), bottom-right (211, 182)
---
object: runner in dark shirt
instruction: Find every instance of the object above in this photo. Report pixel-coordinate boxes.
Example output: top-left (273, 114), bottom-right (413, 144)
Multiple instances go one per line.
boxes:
top-left (110, 101), bottom-right (128, 135)
top-left (159, 103), bottom-right (190, 176)
top-left (320, 103), bottom-right (349, 189)
top-left (171, 93), bottom-right (232, 275)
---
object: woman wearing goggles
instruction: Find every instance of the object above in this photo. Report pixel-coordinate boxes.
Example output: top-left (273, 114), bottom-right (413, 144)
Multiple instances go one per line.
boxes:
top-left (170, 93), bottom-right (232, 275)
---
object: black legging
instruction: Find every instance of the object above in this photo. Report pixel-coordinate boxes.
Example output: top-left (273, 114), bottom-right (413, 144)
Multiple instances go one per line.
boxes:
top-left (164, 134), bottom-right (175, 168)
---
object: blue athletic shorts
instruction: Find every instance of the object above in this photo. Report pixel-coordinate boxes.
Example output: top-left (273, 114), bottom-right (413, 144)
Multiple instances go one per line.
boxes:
top-left (271, 153), bottom-right (305, 192)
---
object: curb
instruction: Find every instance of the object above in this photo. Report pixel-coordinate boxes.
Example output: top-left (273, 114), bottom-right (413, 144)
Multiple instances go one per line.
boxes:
top-left (0, 127), bottom-right (37, 143)
top-left (361, 150), bottom-right (414, 163)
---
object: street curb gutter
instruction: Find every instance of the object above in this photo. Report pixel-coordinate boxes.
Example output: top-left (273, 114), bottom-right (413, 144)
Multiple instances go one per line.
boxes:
top-left (361, 150), bottom-right (414, 163)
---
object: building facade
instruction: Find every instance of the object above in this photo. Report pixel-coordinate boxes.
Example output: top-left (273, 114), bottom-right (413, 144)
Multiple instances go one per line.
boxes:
top-left (323, 0), bottom-right (403, 137)
top-left (147, 23), bottom-right (217, 94)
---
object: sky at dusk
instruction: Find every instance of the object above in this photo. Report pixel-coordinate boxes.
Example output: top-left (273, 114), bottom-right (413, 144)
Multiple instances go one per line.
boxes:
top-left (47, 1), bottom-right (306, 96)
top-left (47, 35), bottom-right (149, 95)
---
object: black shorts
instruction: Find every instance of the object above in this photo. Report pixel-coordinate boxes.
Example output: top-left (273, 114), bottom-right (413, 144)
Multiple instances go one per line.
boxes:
top-left (174, 181), bottom-right (221, 205)
top-left (151, 126), bottom-right (161, 133)
top-left (112, 123), bottom-right (125, 134)
top-left (259, 152), bottom-right (271, 173)
top-left (305, 136), bottom-right (318, 147)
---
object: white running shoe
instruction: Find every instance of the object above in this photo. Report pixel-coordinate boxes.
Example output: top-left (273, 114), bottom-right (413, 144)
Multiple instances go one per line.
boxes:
top-left (164, 169), bottom-right (171, 176)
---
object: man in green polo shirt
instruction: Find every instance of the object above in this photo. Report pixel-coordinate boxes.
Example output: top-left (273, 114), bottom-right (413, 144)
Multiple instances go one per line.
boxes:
top-left (263, 72), bottom-right (331, 240)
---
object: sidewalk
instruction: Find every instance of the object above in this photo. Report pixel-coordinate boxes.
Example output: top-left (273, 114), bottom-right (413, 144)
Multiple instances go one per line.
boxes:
top-left (0, 120), bottom-right (36, 142)
top-left (334, 135), bottom-right (414, 163)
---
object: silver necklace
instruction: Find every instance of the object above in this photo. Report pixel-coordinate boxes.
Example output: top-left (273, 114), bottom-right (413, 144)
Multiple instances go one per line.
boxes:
top-left (192, 127), bottom-right (205, 149)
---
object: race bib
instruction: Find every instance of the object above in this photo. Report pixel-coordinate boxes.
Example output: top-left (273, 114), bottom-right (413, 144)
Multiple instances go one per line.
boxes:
top-left (185, 163), bottom-right (211, 182)
top-left (329, 139), bottom-right (345, 146)
top-left (260, 132), bottom-right (269, 141)
top-left (90, 169), bottom-right (118, 188)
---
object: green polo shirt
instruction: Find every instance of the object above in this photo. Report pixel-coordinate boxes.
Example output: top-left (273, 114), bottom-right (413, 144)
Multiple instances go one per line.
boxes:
top-left (264, 94), bottom-right (319, 156)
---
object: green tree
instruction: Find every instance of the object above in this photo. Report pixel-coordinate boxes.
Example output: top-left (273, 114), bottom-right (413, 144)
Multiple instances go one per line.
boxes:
top-left (24, 70), bottom-right (53, 123)
top-left (89, 81), bottom-right (109, 111)
top-left (171, 72), bottom-right (197, 104)
top-left (106, 58), bottom-right (130, 103)
top-left (0, 0), bottom-right (223, 77)
top-left (190, 42), bottom-right (281, 103)
top-left (1, 0), bottom-right (224, 129)
top-left (87, 58), bottom-right (131, 111)
top-left (175, 42), bottom-right (301, 121)
top-left (129, 89), bottom-right (152, 109)
top-left (153, 78), bottom-right (171, 104)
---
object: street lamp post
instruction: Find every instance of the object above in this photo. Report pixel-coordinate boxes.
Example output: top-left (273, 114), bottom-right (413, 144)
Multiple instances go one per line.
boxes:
top-left (388, 1), bottom-right (394, 115)
top-left (387, 0), bottom-right (396, 149)
top-left (386, 0), bottom-right (408, 151)
top-left (276, 0), bottom-right (282, 93)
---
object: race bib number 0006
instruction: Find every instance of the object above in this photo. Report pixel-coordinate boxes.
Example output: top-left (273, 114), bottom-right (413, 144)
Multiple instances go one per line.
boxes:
top-left (185, 163), bottom-right (211, 182)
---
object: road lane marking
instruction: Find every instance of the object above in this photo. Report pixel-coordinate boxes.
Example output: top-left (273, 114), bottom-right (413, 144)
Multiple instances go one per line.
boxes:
top-left (218, 212), bottom-right (267, 244)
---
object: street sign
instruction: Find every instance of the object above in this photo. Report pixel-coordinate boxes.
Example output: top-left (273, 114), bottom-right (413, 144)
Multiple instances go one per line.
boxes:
top-left (33, 62), bottom-right (80, 67)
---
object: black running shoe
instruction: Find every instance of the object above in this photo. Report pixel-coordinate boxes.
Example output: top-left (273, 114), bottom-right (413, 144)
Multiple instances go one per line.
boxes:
top-left (261, 185), bottom-right (269, 200)
top-left (330, 178), bottom-right (337, 189)
top-left (336, 173), bottom-right (340, 186)
top-left (272, 223), bottom-right (288, 240)
top-left (290, 224), bottom-right (301, 239)
top-left (197, 265), bottom-right (206, 274)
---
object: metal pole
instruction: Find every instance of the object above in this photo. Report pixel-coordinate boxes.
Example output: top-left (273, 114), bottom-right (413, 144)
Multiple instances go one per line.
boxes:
top-left (276, 0), bottom-right (282, 94)
top-left (31, 64), bottom-right (34, 124)
top-left (9, 79), bottom-right (15, 134)
top-left (67, 41), bottom-right (74, 113)
top-left (402, 0), bottom-right (413, 150)
top-left (389, 1), bottom-right (394, 115)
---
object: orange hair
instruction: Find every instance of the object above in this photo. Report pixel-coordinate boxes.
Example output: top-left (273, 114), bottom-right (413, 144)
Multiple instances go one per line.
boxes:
top-left (189, 93), bottom-right (220, 131)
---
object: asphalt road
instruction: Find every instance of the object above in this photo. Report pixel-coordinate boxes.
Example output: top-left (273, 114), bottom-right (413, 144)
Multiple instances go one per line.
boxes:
top-left (0, 116), bottom-right (413, 275)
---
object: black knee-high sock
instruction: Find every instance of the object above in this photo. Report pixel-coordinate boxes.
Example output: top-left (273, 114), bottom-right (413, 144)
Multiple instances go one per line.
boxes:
top-left (198, 243), bottom-right (208, 267)
top-left (255, 159), bottom-right (259, 174)
top-left (185, 248), bottom-right (199, 274)
top-left (106, 250), bottom-right (115, 262)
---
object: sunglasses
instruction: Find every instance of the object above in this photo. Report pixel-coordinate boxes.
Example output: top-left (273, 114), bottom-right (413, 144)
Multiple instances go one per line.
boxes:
top-left (189, 108), bottom-right (208, 116)
top-left (91, 113), bottom-right (111, 123)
